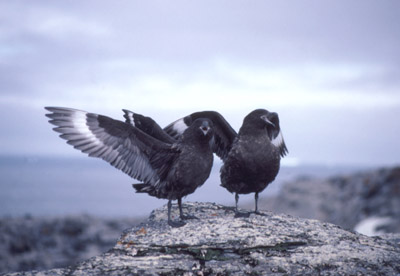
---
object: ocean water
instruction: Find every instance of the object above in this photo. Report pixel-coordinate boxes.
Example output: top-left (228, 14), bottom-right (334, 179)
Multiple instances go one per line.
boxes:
top-left (0, 156), bottom-right (367, 218)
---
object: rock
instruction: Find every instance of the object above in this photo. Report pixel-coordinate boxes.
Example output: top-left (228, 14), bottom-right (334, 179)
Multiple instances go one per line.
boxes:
top-left (257, 166), bottom-right (400, 234)
top-left (0, 215), bottom-right (143, 274)
top-left (3, 202), bottom-right (399, 276)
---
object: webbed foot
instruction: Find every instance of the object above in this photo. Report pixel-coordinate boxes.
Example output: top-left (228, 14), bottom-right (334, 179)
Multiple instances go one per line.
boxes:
top-left (254, 211), bottom-right (267, 217)
top-left (234, 211), bottom-right (251, 218)
top-left (180, 214), bottom-right (199, 220)
top-left (168, 219), bottom-right (186, 228)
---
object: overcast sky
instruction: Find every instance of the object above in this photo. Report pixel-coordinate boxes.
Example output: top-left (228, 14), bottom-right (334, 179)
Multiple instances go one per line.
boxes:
top-left (1, 0), bottom-right (400, 166)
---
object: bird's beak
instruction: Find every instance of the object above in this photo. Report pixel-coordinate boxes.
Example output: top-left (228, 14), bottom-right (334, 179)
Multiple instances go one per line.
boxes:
top-left (199, 121), bottom-right (211, 136)
top-left (261, 115), bottom-right (275, 127)
top-left (200, 125), bottom-right (210, 136)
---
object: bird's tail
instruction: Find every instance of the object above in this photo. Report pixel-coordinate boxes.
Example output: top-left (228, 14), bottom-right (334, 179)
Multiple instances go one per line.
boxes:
top-left (132, 183), bottom-right (152, 193)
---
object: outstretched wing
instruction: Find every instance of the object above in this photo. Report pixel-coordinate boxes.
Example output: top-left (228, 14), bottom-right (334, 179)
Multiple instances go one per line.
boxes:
top-left (164, 111), bottom-right (237, 161)
top-left (45, 107), bottom-right (178, 185)
top-left (122, 109), bottom-right (176, 144)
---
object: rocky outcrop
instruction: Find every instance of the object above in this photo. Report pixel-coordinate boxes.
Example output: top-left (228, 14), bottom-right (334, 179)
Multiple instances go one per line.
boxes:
top-left (0, 215), bottom-right (143, 273)
top-left (258, 166), bottom-right (400, 234)
top-left (2, 166), bottom-right (400, 275)
top-left (4, 202), bottom-right (400, 276)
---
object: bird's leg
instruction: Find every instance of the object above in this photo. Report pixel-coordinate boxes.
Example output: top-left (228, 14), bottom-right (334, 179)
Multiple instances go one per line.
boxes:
top-left (254, 192), bottom-right (267, 216)
top-left (167, 200), bottom-right (186, 227)
top-left (254, 192), bottom-right (260, 214)
top-left (235, 193), bottom-right (239, 212)
top-left (234, 193), bottom-right (250, 218)
top-left (178, 198), bottom-right (198, 220)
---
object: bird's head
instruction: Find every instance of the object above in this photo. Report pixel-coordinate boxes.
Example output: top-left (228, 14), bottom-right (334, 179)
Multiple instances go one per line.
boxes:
top-left (241, 109), bottom-right (288, 156)
top-left (183, 118), bottom-right (214, 142)
top-left (243, 109), bottom-right (278, 135)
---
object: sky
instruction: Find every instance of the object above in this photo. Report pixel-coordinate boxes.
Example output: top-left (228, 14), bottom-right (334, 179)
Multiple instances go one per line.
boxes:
top-left (1, 0), bottom-right (400, 166)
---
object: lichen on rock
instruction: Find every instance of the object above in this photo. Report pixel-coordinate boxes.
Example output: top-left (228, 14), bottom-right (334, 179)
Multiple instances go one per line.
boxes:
top-left (4, 202), bottom-right (400, 276)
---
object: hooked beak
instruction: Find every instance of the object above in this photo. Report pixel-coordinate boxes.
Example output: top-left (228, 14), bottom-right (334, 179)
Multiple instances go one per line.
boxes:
top-left (200, 125), bottom-right (210, 136)
top-left (261, 115), bottom-right (275, 127)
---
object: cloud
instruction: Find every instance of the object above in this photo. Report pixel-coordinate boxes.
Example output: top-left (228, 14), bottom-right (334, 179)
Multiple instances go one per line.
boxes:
top-left (1, 0), bottom-right (400, 165)
top-left (1, 58), bottom-right (399, 114)
top-left (2, 0), bottom-right (400, 94)
top-left (67, 59), bottom-right (400, 111)
top-left (29, 14), bottom-right (111, 42)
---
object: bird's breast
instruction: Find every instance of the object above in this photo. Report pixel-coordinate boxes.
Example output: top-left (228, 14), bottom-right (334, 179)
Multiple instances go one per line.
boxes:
top-left (176, 146), bottom-right (213, 182)
top-left (228, 136), bottom-right (280, 172)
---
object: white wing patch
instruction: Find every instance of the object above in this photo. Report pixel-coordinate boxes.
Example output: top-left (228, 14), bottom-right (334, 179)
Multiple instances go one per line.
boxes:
top-left (172, 118), bottom-right (188, 135)
top-left (46, 107), bottom-right (160, 185)
top-left (70, 111), bottom-right (102, 146)
top-left (271, 130), bottom-right (284, 148)
top-left (124, 110), bottom-right (135, 126)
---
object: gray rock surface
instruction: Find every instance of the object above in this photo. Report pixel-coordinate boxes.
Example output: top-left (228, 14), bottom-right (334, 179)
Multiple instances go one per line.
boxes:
top-left (257, 166), bottom-right (400, 234)
top-left (4, 202), bottom-right (399, 276)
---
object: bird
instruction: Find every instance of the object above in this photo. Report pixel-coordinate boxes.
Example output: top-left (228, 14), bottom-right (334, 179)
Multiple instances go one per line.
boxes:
top-left (163, 109), bottom-right (288, 217)
top-left (45, 107), bottom-right (214, 227)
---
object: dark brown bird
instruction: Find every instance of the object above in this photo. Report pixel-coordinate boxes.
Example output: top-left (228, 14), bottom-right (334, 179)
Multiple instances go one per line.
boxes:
top-left (164, 109), bottom-right (288, 217)
top-left (45, 107), bottom-right (214, 227)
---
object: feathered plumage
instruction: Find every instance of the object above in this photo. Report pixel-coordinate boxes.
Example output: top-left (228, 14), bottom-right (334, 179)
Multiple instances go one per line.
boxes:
top-left (164, 109), bottom-right (288, 217)
top-left (45, 107), bottom-right (214, 227)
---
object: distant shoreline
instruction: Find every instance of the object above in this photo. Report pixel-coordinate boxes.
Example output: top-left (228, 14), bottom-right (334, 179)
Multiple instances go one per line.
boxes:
top-left (1, 155), bottom-right (380, 218)
top-left (0, 214), bottom-right (145, 273)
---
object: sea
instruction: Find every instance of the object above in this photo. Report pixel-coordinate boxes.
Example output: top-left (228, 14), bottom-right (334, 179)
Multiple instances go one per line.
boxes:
top-left (0, 155), bottom-right (370, 219)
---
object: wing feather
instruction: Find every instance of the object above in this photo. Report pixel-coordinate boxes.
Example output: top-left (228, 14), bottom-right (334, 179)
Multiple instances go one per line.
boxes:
top-left (45, 107), bottom-right (178, 185)
top-left (122, 109), bottom-right (176, 144)
top-left (271, 130), bottom-right (289, 157)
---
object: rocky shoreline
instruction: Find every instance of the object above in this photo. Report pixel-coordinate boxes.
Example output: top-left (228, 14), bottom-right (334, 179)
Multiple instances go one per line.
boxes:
top-left (3, 202), bottom-right (400, 276)
top-left (255, 166), bottom-right (400, 234)
top-left (0, 215), bottom-right (144, 273)
top-left (1, 166), bottom-right (399, 274)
